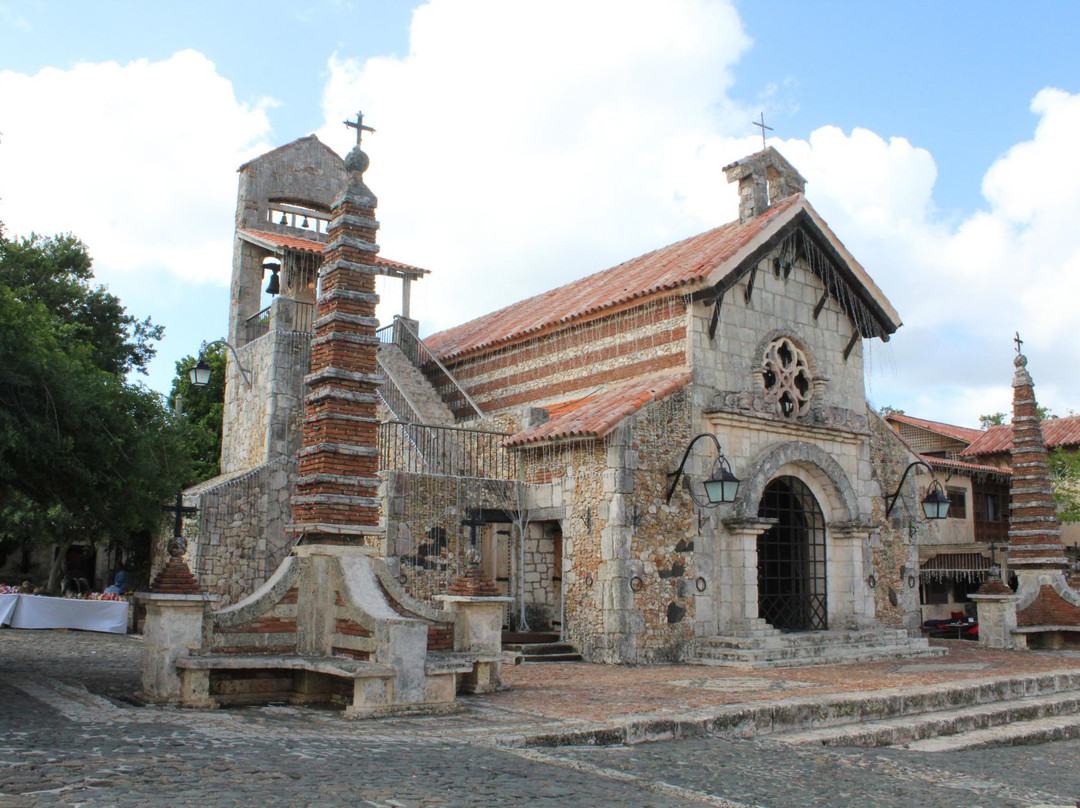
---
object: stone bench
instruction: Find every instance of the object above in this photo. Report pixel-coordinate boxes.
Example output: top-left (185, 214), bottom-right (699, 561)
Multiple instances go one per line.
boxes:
top-left (176, 654), bottom-right (401, 716)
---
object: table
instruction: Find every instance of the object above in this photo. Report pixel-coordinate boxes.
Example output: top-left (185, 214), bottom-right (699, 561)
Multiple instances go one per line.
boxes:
top-left (0, 594), bottom-right (128, 634)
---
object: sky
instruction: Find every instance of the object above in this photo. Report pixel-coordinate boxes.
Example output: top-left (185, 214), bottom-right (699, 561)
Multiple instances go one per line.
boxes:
top-left (1, 0), bottom-right (1079, 429)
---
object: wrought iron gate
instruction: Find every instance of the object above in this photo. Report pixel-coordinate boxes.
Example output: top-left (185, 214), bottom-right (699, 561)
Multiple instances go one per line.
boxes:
top-left (757, 476), bottom-right (828, 631)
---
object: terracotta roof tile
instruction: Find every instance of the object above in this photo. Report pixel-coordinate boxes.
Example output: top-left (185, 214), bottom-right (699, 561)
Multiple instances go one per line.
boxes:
top-left (961, 415), bottom-right (1080, 457)
top-left (884, 413), bottom-right (984, 444)
top-left (922, 455), bottom-right (1011, 477)
top-left (424, 196), bottom-right (805, 362)
top-left (237, 228), bottom-right (429, 276)
top-left (505, 373), bottom-right (693, 448)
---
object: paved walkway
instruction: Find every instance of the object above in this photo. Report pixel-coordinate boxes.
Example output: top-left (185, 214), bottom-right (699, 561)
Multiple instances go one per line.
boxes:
top-left (4, 629), bottom-right (1080, 806)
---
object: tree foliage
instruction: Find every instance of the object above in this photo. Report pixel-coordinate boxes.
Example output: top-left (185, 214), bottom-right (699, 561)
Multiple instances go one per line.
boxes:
top-left (0, 232), bottom-right (192, 572)
top-left (169, 342), bottom-right (227, 483)
top-left (1049, 448), bottom-right (1080, 523)
top-left (979, 412), bottom-right (1007, 429)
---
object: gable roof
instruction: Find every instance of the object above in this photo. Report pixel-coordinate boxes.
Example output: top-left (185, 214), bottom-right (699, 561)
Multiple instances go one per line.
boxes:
top-left (884, 413), bottom-right (984, 444)
top-left (505, 373), bottom-right (693, 448)
top-left (237, 134), bottom-right (338, 173)
top-left (961, 415), bottom-right (1080, 457)
top-left (424, 194), bottom-right (901, 363)
top-left (237, 228), bottom-right (430, 279)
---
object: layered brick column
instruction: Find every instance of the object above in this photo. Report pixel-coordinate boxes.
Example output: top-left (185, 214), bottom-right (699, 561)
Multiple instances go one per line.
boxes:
top-left (1006, 353), bottom-right (1067, 571)
top-left (289, 143), bottom-right (383, 543)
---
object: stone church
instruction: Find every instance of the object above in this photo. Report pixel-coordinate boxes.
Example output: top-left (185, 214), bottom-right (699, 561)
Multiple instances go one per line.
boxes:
top-left (175, 132), bottom-right (941, 665)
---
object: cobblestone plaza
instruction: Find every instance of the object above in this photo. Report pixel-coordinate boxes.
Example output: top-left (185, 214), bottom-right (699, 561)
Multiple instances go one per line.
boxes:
top-left (4, 630), bottom-right (1080, 807)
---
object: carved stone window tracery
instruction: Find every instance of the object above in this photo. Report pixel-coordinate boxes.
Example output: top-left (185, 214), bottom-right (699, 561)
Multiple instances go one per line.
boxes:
top-left (761, 336), bottom-right (813, 418)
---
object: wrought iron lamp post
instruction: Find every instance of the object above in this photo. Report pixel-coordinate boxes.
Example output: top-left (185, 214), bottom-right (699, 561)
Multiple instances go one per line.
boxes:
top-left (884, 460), bottom-right (950, 520)
top-left (665, 433), bottom-right (740, 507)
top-left (188, 339), bottom-right (252, 389)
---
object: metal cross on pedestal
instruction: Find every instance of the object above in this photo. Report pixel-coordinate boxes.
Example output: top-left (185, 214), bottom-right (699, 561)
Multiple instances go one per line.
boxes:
top-left (461, 508), bottom-right (486, 552)
top-left (343, 110), bottom-right (375, 148)
top-left (161, 491), bottom-right (197, 539)
top-left (752, 112), bottom-right (773, 149)
top-left (1014, 331), bottom-right (1024, 354)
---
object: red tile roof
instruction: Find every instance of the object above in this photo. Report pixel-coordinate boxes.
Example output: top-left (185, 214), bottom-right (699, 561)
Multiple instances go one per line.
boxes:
top-left (424, 193), bottom-right (901, 363)
top-left (884, 413), bottom-right (984, 444)
top-left (505, 373), bottom-right (693, 448)
top-left (922, 455), bottom-right (1011, 477)
top-left (960, 415), bottom-right (1080, 457)
top-left (237, 228), bottom-right (430, 277)
top-left (424, 196), bottom-right (806, 362)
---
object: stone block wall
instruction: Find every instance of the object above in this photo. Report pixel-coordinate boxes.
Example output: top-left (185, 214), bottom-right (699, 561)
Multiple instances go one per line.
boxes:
top-left (221, 329), bottom-right (312, 476)
top-left (184, 457), bottom-right (295, 607)
top-left (691, 248), bottom-right (868, 416)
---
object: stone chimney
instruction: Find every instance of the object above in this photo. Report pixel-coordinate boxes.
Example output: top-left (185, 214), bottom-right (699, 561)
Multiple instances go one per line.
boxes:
top-left (289, 122), bottom-right (384, 544)
top-left (724, 147), bottom-right (806, 224)
top-left (1006, 350), bottom-right (1068, 570)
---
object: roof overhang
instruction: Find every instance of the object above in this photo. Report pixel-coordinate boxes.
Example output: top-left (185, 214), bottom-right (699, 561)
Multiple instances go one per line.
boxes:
top-left (693, 196), bottom-right (902, 341)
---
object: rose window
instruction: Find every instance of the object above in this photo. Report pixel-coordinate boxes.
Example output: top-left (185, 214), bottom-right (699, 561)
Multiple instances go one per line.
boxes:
top-left (761, 337), bottom-right (813, 418)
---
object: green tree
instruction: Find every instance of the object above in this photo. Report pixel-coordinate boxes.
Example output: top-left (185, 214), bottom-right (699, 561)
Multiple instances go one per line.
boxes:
top-left (1049, 448), bottom-right (1080, 523)
top-left (169, 342), bottom-right (227, 483)
top-left (878, 405), bottom-right (905, 416)
top-left (979, 412), bottom-right (1007, 429)
top-left (0, 232), bottom-right (191, 589)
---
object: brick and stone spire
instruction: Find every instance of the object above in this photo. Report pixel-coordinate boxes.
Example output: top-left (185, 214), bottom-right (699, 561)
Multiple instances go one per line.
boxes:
top-left (1006, 349), bottom-right (1067, 570)
top-left (289, 116), bottom-right (384, 543)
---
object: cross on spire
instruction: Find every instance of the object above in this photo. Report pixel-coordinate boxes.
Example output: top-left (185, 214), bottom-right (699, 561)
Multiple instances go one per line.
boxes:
top-left (1014, 331), bottom-right (1024, 354)
top-left (344, 110), bottom-right (375, 148)
top-left (752, 112), bottom-right (773, 149)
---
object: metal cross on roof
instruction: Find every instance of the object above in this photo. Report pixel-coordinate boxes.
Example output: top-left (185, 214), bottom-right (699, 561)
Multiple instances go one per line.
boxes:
top-left (1014, 331), bottom-right (1024, 353)
top-left (752, 112), bottom-right (773, 149)
top-left (344, 110), bottom-right (375, 148)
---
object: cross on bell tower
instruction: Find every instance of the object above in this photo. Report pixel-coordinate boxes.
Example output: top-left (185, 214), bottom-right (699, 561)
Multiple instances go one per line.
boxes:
top-left (344, 110), bottom-right (375, 148)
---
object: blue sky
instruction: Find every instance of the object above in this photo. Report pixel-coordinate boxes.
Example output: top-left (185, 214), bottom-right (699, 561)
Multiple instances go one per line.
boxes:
top-left (2, 0), bottom-right (1079, 427)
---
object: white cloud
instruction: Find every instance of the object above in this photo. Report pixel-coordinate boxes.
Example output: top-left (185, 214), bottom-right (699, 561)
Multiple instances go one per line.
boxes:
top-left (316, 0), bottom-right (754, 332)
top-left (309, 1), bottom-right (1080, 428)
top-left (0, 50), bottom-right (273, 284)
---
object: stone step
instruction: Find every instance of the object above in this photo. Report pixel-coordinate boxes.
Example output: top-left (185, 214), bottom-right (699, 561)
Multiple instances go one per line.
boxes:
top-left (503, 642), bottom-right (578, 655)
top-left (698, 632), bottom-right (912, 652)
top-left (519, 653), bottom-right (584, 663)
top-left (687, 642), bottom-right (945, 669)
top-left (775, 691), bottom-right (1080, 749)
top-left (502, 632), bottom-right (560, 644)
top-left (898, 713), bottom-right (1080, 752)
top-left (504, 671), bottom-right (1080, 748)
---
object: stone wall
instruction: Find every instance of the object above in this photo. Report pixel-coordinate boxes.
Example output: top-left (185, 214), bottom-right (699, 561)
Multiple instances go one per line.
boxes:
top-left (221, 327), bottom-right (312, 476)
top-left (184, 457), bottom-right (295, 607)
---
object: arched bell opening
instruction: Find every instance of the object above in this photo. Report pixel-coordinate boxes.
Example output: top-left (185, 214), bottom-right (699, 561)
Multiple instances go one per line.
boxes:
top-left (756, 476), bottom-right (827, 631)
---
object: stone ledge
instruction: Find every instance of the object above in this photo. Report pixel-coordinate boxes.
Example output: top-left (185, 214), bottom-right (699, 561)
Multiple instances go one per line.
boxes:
top-left (297, 443), bottom-right (378, 458)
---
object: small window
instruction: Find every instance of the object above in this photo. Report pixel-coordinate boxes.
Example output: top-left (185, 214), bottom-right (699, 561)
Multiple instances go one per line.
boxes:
top-left (985, 493), bottom-right (1001, 522)
top-left (947, 488), bottom-right (967, 519)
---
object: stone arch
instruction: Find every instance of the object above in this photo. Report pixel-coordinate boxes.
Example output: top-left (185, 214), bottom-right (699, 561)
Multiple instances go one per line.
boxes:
top-left (732, 440), bottom-right (858, 522)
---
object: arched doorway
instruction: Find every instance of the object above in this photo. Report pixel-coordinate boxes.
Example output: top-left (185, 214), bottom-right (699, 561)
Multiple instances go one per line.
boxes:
top-left (757, 476), bottom-right (827, 631)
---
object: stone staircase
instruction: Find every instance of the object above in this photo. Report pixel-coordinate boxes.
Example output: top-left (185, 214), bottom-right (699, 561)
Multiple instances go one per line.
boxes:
top-left (771, 673), bottom-right (1080, 751)
top-left (503, 632), bottom-right (583, 663)
top-left (377, 342), bottom-right (457, 427)
top-left (689, 628), bottom-right (945, 668)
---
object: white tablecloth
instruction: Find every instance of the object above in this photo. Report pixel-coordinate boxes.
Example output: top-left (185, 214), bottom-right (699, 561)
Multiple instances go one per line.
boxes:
top-left (3, 594), bottom-right (128, 634)
top-left (0, 593), bottom-right (17, 626)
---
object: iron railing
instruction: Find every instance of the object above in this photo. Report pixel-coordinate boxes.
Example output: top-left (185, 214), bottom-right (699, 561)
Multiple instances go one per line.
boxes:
top-left (390, 318), bottom-right (484, 421)
top-left (245, 306), bottom-right (271, 341)
top-left (378, 421), bottom-right (515, 479)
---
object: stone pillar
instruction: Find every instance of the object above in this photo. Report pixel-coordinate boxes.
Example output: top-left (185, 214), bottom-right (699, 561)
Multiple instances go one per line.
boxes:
top-left (828, 522), bottom-right (876, 630)
top-left (436, 594), bottom-right (514, 693)
top-left (718, 517), bottom-right (775, 634)
top-left (289, 134), bottom-right (384, 545)
top-left (971, 581), bottom-right (1022, 649)
top-left (137, 593), bottom-right (218, 705)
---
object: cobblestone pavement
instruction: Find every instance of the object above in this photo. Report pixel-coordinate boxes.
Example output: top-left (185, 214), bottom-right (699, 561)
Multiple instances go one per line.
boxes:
top-left (3, 630), bottom-right (1080, 807)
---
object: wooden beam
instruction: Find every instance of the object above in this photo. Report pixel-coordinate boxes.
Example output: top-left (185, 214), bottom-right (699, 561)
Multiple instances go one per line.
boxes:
top-left (744, 266), bottom-right (757, 305)
top-left (843, 329), bottom-right (861, 361)
top-left (707, 290), bottom-right (724, 340)
top-left (813, 290), bottom-right (828, 320)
